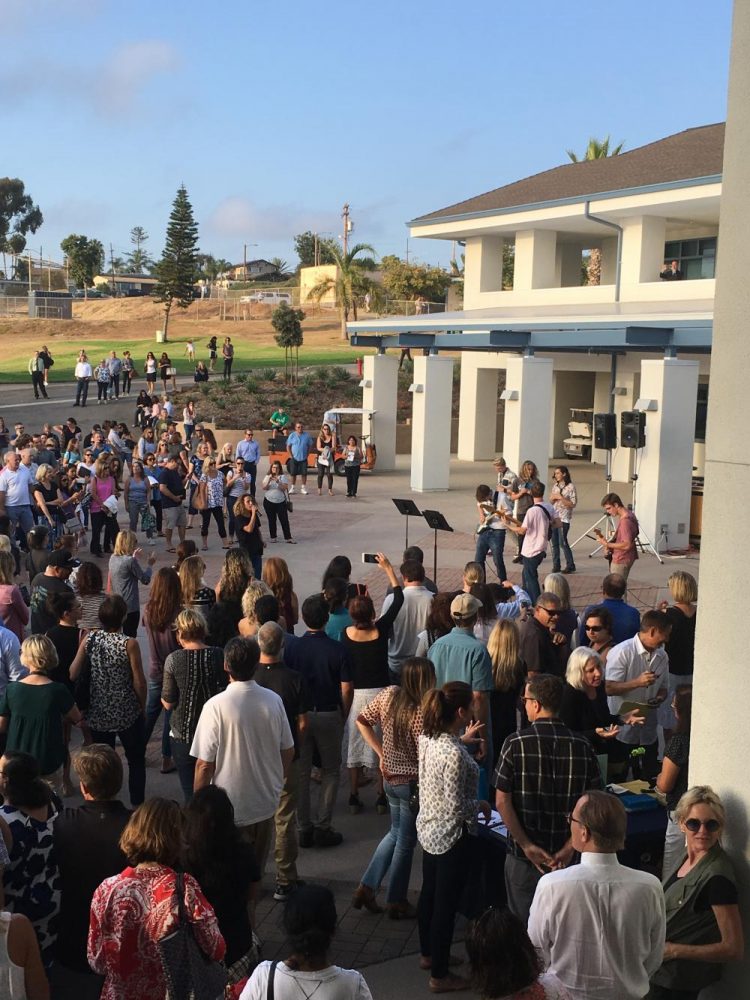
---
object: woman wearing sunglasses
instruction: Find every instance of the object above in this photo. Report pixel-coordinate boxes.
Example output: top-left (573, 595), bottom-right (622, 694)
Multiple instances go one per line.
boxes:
top-left (649, 785), bottom-right (744, 1000)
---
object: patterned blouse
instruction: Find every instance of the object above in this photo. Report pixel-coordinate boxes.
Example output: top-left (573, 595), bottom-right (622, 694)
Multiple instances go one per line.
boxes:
top-left (549, 482), bottom-right (578, 525)
top-left (161, 646), bottom-right (227, 745)
top-left (358, 687), bottom-right (423, 786)
top-left (200, 473), bottom-right (225, 509)
top-left (416, 733), bottom-right (479, 856)
top-left (89, 865), bottom-right (225, 1000)
top-left (85, 630), bottom-right (141, 732)
top-left (1, 802), bottom-right (60, 964)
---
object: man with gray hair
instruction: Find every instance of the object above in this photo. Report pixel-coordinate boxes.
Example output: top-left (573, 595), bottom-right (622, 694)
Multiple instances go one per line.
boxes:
top-left (255, 620), bottom-right (312, 903)
top-left (528, 790), bottom-right (665, 999)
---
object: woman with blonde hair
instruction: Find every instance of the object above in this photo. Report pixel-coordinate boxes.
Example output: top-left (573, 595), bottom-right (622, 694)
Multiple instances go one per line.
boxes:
top-left (161, 609), bottom-right (226, 801)
top-left (109, 529), bottom-right (156, 637)
top-left (658, 570), bottom-right (698, 734)
top-left (649, 786), bottom-right (743, 1000)
top-left (509, 460), bottom-right (540, 563)
top-left (0, 636), bottom-right (81, 796)
top-left (88, 798), bottom-right (225, 999)
top-left (198, 456), bottom-right (229, 551)
top-left (33, 464), bottom-right (62, 539)
top-left (487, 619), bottom-right (525, 773)
top-left (353, 656), bottom-right (435, 918)
top-left (238, 579), bottom-right (272, 637)
top-left (462, 561), bottom-right (485, 591)
top-left (0, 549), bottom-right (28, 641)
top-left (179, 554), bottom-right (216, 615)
top-left (216, 441), bottom-right (234, 476)
top-left (262, 556), bottom-right (299, 634)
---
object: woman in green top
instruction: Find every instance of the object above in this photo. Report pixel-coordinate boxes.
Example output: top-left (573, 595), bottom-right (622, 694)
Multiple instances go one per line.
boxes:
top-left (0, 635), bottom-right (81, 796)
top-left (650, 785), bottom-right (744, 999)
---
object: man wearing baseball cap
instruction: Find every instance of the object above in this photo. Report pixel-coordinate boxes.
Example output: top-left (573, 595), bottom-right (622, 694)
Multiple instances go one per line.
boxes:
top-left (29, 549), bottom-right (80, 634)
top-left (427, 593), bottom-right (493, 761)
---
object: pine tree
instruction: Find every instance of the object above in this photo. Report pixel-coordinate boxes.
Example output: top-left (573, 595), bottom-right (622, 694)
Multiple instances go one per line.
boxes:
top-left (153, 186), bottom-right (199, 339)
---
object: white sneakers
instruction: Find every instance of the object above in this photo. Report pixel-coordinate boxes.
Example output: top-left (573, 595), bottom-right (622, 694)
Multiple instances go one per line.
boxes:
top-left (300, 486), bottom-right (308, 495)
top-left (289, 485), bottom-right (296, 494)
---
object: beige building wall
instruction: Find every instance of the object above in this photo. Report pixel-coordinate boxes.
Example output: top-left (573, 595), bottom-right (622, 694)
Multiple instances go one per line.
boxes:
top-left (300, 265), bottom-right (339, 306)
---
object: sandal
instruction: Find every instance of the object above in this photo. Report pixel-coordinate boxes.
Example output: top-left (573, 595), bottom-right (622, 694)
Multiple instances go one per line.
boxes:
top-left (428, 974), bottom-right (469, 993)
top-left (286, 539), bottom-right (297, 544)
top-left (166, 548), bottom-right (176, 553)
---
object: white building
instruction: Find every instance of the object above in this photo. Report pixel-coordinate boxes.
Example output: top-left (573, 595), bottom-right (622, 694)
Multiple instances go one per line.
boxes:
top-left (350, 123), bottom-right (722, 552)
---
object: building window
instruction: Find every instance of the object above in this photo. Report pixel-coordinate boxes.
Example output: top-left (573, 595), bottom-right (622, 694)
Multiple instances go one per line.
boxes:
top-left (663, 237), bottom-right (717, 279)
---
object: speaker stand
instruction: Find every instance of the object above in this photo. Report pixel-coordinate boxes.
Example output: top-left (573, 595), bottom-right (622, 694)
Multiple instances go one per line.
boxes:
top-left (570, 450), bottom-right (615, 556)
top-left (629, 473), bottom-right (665, 564)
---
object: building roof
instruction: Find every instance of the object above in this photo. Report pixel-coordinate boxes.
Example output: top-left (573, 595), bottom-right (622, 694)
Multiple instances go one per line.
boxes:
top-left (412, 123), bottom-right (725, 224)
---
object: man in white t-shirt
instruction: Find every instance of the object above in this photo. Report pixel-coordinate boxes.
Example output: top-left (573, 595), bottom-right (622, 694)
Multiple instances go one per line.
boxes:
top-left (74, 353), bottom-right (93, 407)
top-left (504, 481), bottom-right (560, 604)
top-left (192, 637), bottom-right (294, 894)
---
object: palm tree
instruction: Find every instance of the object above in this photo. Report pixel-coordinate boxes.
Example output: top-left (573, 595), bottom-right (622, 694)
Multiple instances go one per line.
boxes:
top-left (270, 257), bottom-right (291, 279)
top-left (306, 242), bottom-right (378, 339)
top-left (566, 135), bottom-right (625, 284)
top-left (566, 135), bottom-right (624, 163)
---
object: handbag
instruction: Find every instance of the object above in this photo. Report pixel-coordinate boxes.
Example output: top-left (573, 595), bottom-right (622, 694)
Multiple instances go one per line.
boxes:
top-left (140, 505), bottom-right (156, 533)
top-left (167, 366), bottom-right (178, 376)
top-left (74, 640), bottom-right (92, 712)
top-left (158, 872), bottom-right (228, 1000)
top-left (266, 960), bottom-right (278, 1000)
top-left (286, 499), bottom-right (293, 513)
top-left (194, 480), bottom-right (208, 511)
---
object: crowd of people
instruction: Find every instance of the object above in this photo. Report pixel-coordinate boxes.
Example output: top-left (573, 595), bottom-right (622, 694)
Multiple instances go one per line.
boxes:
top-left (0, 389), bottom-right (742, 1000)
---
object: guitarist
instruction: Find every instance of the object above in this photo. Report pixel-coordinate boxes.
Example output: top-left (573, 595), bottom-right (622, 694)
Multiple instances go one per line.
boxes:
top-left (474, 484), bottom-right (507, 581)
top-left (502, 481), bottom-right (560, 603)
top-left (595, 492), bottom-right (639, 583)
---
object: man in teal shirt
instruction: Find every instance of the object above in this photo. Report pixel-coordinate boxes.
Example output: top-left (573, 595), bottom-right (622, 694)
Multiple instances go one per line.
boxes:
top-left (428, 592), bottom-right (493, 764)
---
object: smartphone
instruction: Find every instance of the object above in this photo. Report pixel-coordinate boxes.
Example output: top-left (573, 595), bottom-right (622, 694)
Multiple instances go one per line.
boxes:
top-left (362, 553), bottom-right (378, 564)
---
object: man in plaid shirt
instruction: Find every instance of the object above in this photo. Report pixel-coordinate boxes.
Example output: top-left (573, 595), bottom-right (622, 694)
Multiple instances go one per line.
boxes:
top-left (494, 673), bottom-right (602, 922)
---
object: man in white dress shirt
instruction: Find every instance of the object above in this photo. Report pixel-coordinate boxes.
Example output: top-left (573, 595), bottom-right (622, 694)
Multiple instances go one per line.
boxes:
top-left (605, 610), bottom-right (670, 779)
top-left (528, 790), bottom-right (665, 1000)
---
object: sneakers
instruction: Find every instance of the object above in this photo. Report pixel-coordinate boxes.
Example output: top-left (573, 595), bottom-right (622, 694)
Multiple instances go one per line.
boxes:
top-left (300, 486), bottom-right (308, 495)
top-left (349, 793), bottom-right (363, 814)
top-left (147, 539), bottom-right (156, 546)
top-left (313, 826), bottom-right (343, 847)
top-left (288, 486), bottom-right (296, 495)
top-left (273, 880), bottom-right (304, 902)
top-left (375, 793), bottom-right (388, 815)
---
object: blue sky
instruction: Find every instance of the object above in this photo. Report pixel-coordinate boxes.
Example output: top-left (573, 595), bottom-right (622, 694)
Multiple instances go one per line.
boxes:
top-left (2, 0), bottom-right (734, 271)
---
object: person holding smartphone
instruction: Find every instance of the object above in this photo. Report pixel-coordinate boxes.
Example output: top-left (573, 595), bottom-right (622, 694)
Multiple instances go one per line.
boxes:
top-left (261, 460), bottom-right (294, 544)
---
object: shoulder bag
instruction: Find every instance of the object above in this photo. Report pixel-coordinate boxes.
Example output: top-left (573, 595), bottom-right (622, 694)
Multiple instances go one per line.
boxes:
top-left (157, 872), bottom-right (228, 1000)
top-left (194, 479), bottom-right (208, 511)
top-left (266, 960), bottom-right (278, 1000)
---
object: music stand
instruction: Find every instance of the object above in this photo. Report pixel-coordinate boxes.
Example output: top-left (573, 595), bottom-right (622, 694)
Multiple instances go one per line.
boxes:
top-left (392, 498), bottom-right (422, 550)
top-left (421, 509), bottom-right (454, 582)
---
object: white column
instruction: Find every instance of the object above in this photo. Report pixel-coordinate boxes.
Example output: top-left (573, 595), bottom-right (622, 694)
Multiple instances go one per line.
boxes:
top-left (514, 230), bottom-right (558, 290)
top-left (360, 353), bottom-right (398, 471)
top-left (457, 352), bottom-right (499, 461)
top-left (501, 355), bottom-right (553, 481)
top-left (410, 355), bottom-right (454, 491)
top-left (620, 216), bottom-right (667, 285)
top-left (463, 236), bottom-right (504, 305)
top-left (691, 7), bottom-right (750, 995)
top-left (635, 358), bottom-right (698, 550)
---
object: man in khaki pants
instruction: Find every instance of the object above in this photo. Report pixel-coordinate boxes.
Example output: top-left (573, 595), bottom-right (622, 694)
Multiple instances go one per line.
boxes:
top-left (255, 620), bottom-right (311, 902)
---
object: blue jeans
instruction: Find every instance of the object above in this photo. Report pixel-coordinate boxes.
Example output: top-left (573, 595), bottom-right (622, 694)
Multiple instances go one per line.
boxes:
top-left (521, 552), bottom-right (545, 604)
top-left (170, 738), bottom-right (196, 803)
top-left (474, 528), bottom-right (507, 581)
top-left (550, 523), bottom-right (575, 572)
top-left (6, 505), bottom-right (34, 544)
top-left (143, 676), bottom-right (172, 759)
top-left (361, 781), bottom-right (418, 903)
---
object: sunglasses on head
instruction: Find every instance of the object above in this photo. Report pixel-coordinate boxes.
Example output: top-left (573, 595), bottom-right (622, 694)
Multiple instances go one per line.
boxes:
top-left (685, 818), bottom-right (720, 833)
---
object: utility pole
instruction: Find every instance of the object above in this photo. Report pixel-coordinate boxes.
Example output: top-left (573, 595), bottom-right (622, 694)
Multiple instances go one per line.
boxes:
top-left (109, 243), bottom-right (117, 296)
top-left (314, 233), bottom-right (319, 268)
top-left (342, 203), bottom-right (350, 256)
top-left (243, 243), bottom-right (248, 282)
top-left (27, 253), bottom-right (32, 293)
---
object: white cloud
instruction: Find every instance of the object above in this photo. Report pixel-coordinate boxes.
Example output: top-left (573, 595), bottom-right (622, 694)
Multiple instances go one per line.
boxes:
top-left (0, 39), bottom-right (180, 117)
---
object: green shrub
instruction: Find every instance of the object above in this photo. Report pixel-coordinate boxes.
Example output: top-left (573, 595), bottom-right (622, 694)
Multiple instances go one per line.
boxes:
top-left (331, 366), bottom-right (351, 382)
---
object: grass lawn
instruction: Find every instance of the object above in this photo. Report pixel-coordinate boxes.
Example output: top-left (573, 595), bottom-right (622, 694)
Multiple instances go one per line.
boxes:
top-left (0, 301), bottom-right (371, 383)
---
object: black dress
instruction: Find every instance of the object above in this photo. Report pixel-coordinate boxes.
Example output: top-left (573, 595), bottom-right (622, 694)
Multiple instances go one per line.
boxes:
top-left (559, 682), bottom-right (626, 762)
top-left (664, 606), bottom-right (696, 678)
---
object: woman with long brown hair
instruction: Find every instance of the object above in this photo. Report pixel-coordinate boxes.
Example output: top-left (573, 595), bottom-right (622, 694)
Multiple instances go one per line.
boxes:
top-left (262, 556), bottom-right (299, 634)
top-left (487, 618), bottom-right (525, 773)
top-left (509, 460), bottom-right (540, 563)
top-left (89, 453), bottom-right (118, 557)
top-left (179, 555), bottom-right (216, 615)
top-left (417, 682), bottom-right (490, 993)
top-left (142, 567), bottom-right (182, 775)
top-left (341, 554), bottom-right (403, 815)
top-left (353, 657), bottom-right (435, 919)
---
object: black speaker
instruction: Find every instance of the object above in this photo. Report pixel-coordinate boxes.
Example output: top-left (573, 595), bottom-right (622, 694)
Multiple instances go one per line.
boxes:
top-left (593, 412), bottom-right (617, 450)
top-left (621, 410), bottom-right (646, 449)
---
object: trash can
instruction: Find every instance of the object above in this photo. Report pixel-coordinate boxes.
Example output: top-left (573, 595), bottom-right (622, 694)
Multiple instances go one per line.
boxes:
top-left (156, 329), bottom-right (166, 343)
top-left (689, 484), bottom-right (703, 548)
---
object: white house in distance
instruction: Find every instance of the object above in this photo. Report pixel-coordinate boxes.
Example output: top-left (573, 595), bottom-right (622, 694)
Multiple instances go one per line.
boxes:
top-left (349, 123), bottom-right (722, 553)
